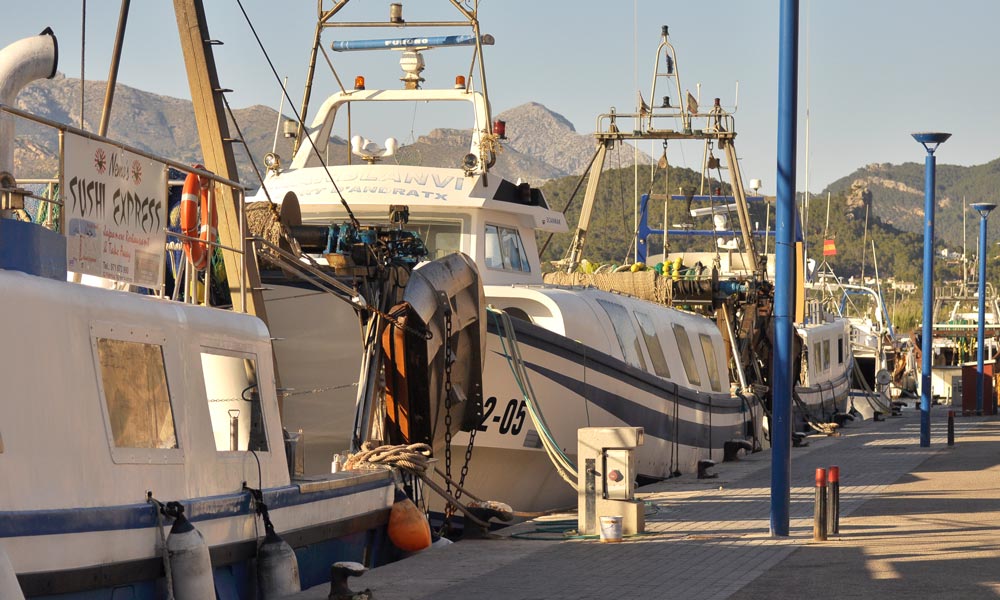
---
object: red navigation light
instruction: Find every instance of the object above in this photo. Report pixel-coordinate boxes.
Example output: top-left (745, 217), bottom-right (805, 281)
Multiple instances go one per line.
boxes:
top-left (493, 119), bottom-right (506, 139)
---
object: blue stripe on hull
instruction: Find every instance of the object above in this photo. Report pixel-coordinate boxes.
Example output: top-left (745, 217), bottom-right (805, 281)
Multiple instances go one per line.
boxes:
top-left (1, 477), bottom-right (390, 538)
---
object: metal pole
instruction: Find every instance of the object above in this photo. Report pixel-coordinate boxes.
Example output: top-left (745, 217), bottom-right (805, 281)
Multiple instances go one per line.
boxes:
top-left (972, 203), bottom-right (995, 416)
top-left (813, 468), bottom-right (827, 541)
top-left (771, 0), bottom-right (799, 538)
top-left (98, 0), bottom-right (131, 137)
top-left (912, 132), bottom-right (950, 447)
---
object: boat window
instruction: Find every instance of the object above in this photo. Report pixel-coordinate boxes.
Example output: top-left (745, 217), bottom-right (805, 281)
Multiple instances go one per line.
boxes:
top-left (822, 339), bottom-right (831, 371)
top-left (814, 342), bottom-right (822, 373)
top-left (484, 224), bottom-right (531, 272)
top-left (96, 338), bottom-right (177, 449)
top-left (837, 337), bottom-right (844, 365)
top-left (699, 334), bottom-right (723, 392)
top-left (635, 311), bottom-right (671, 378)
top-left (597, 299), bottom-right (647, 371)
top-left (201, 351), bottom-right (269, 452)
top-left (409, 220), bottom-right (462, 259)
top-left (672, 324), bottom-right (702, 386)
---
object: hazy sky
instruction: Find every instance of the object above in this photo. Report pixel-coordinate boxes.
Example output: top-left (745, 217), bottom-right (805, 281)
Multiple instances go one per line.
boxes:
top-left (2, 1), bottom-right (996, 195)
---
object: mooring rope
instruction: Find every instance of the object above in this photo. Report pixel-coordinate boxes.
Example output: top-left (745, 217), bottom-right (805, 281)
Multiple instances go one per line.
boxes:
top-left (344, 441), bottom-right (432, 475)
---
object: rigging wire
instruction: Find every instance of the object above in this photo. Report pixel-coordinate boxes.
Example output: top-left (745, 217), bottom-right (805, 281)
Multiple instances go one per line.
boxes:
top-left (232, 0), bottom-right (360, 229)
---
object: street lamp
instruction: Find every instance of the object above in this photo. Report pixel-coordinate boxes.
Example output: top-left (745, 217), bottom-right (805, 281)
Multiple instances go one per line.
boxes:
top-left (971, 202), bottom-right (995, 416)
top-left (912, 132), bottom-right (950, 448)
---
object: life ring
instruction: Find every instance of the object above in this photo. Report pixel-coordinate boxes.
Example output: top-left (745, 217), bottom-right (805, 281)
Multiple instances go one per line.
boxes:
top-left (180, 167), bottom-right (218, 271)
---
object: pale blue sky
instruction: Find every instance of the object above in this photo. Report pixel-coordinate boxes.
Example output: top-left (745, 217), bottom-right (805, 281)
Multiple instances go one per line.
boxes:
top-left (2, 1), bottom-right (996, 195)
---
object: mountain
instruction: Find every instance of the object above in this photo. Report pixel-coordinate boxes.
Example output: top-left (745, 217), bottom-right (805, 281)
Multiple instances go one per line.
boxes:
top-left (11, 76), bottom-right (647, 187)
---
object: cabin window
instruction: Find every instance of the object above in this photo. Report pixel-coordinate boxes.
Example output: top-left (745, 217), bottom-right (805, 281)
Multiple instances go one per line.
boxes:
top-left (635, 311), bottom-right (671, 378)
top-left (96, 338), bottom-right (177, 449)
top-left (837, 336), bottom-right (844, 365)
top-left (201, 351), bottom-right (268, 452)
top-left (484, 224), bottom-right (530, 272)
top-left (672, 324), bottom-right (702, 387)
top-left (597, 299), bottom-right (647, 371)
top-left (813, 342), bottom-right (822, 373)
top-left (822, 339), bottom-right (831, 371)
top-left (410, 219), bottom-right (462, 259)
top-left (699, 334), bottom-right (723, 392)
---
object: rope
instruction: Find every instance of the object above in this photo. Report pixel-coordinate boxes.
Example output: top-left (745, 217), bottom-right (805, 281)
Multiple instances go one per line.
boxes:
top-left (147, 497), bottom-right (175, 600)
top-left (344, 441), bottom-right (432, 475)
top-left (489, 308), bottom-right (578, 486)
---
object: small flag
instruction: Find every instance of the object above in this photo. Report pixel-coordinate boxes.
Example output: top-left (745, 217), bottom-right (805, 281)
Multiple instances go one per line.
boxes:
top-left (823, 239), bottom-right (837, 256)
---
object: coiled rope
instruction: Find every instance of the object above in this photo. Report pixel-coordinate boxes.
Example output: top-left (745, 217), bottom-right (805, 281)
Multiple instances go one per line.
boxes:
top-left (344, 441), bottom-right (432, 476)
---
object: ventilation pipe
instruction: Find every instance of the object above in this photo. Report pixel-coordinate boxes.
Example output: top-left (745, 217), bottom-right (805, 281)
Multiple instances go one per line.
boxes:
top-left (0, 28), bottom-right (58, 176)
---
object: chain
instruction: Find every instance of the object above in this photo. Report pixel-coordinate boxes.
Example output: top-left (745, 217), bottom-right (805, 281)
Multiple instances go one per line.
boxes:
top-left (441, 305), bottom-right (455, 527)
top-left (368, 304), bottom-right (433, 340)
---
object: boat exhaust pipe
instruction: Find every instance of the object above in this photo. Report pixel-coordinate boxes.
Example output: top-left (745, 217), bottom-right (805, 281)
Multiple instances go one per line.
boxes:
top-left (0, 28), bottom-right (58, 176)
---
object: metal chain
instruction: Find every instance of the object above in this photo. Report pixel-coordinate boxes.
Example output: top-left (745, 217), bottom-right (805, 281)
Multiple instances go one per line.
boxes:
top-left (369, 304), bottom-right (433, 340)
top-left (442, 305), bottom-right (455, 527)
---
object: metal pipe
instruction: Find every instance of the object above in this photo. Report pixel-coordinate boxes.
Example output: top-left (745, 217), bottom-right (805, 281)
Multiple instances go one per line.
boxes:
top-left (771, 0), bottom-right (799, 538)
top-left (0, 29), bottom-right (58, 175)
top-left (947, 410), bottom-right (955, 446)
top-left (98, 0), bottom-right (131, 137)
top-left (827, 465), bottom-right (840, 535)
top-left (228, 409), bottom-right (240, 451)
top-left (813, 468), bottom-right (827, 541)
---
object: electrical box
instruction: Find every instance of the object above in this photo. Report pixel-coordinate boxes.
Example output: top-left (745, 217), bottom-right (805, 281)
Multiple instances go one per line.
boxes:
top-left (577, 427), bottom-right (645, 536)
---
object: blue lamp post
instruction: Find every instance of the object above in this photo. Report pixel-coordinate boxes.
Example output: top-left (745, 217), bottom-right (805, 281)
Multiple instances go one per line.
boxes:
top-left (971, 202), bottom-right (995, 416)
top-left (912, 132), bottom-right (950, 447)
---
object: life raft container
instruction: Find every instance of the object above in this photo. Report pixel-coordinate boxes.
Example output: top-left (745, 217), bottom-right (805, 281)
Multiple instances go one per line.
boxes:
top-left (180, 167), bottom-right (218, 271)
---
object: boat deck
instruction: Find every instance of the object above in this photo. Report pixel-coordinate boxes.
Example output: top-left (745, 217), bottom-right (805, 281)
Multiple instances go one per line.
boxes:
top-left (289, 405), bottom-right (1000, 600)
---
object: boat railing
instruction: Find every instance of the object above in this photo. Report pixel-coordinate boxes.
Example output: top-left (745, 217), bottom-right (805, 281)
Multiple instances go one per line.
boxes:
top-left (594, 106), bottom-right (736, 141)
top-left (0, 102), bottom-right (254, 312)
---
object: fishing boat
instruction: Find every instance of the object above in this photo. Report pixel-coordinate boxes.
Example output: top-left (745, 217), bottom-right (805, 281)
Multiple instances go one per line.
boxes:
top-left (248, 5), bottom-right (767, 516)
top-left (0, 23), bottom-right (430, 599)
top-left (556, 27), bottom-right (854, 443)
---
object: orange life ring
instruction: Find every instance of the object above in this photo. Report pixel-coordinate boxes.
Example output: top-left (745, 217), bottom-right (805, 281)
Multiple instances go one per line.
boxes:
top-left (180, 167), bottom-right (218, 271)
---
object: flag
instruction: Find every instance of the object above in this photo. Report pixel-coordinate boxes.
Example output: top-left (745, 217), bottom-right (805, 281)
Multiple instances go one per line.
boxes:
top-left (823, 239), bottom-right (837, 256)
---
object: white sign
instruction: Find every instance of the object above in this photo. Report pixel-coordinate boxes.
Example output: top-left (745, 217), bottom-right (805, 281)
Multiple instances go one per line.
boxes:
top-left (64, 133), bottom-right (167, 289)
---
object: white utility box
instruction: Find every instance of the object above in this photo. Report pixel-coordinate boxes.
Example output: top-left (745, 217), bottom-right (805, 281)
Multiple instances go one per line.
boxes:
top-left (577, 427), bottom-right (645, 536)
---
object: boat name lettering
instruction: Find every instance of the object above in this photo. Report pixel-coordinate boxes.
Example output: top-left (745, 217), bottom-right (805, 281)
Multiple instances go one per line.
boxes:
top-left (476, 397), bottom-right (526, 436)
top-left (341, 185), bottom-right (451, 201)
top-left (334, 172), bottom-right (464, 191)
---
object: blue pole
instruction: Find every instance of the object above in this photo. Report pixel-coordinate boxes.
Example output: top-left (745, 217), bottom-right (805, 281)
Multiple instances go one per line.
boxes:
top-left (913, 131), bottom-right (949, 446)
top-left (972, 203), bottom-right (995, 415)
top-left (920, 152), bottom-right (935, 446)
top-left (771, 0), bottom-right (798, 537)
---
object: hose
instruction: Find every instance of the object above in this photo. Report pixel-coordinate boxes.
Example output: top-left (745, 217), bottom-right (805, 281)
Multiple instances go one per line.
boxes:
top-left (488, 307), bottom-right (578, 486)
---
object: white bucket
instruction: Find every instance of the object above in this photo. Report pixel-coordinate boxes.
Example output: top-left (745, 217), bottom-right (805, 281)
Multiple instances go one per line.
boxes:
top-left (599, 515), bottom-right (623, 543)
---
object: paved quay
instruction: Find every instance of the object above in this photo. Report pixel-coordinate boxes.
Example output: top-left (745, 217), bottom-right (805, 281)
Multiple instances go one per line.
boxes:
top-left (290, 405), bottom-right (1000, 599)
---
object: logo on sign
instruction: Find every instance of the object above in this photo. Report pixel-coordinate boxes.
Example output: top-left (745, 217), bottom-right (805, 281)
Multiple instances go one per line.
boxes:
top-left (94, 148), bottom-right (107, 174)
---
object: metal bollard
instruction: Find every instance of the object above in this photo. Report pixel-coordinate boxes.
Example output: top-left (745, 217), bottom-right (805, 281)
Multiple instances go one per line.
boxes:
top-left (947, 410), bottom-right (955, 447)
top-left (814, 468), bottom-right (827, 541)
top-left (827, 466), bottom-right (840, 535)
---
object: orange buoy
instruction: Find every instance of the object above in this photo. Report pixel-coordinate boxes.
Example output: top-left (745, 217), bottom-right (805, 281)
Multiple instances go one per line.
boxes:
top-left (387, 487), bottom-right (431, 552)
top-left (179, 167), bottom-right (218, 271)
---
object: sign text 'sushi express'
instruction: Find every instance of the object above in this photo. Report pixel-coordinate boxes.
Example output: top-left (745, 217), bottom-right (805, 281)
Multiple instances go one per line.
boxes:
top-left (66, 176), bottom-right (163, 234)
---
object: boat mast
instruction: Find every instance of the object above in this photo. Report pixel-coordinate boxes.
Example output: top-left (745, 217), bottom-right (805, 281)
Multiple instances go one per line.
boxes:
top-left (173, 0), bottom-right (268, 319)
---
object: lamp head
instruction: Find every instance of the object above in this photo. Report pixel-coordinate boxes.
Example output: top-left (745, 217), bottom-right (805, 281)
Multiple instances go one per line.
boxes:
top-left (911, 132), bottom-right (951, 154)
top-left (971, 202), bottom-right (997, 219)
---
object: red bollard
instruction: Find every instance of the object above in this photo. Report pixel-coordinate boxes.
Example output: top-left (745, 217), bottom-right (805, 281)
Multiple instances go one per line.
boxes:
top-left (828, 466), bottom-right (840, 535)
top-left (947, 410), bottom-right (955, 447)
top-left (814, 468), bottom-right (828, 541)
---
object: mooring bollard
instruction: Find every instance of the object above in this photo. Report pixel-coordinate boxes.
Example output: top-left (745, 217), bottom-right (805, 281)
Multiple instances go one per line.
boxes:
top-left (814, 468), bottom-right (828, 541)
top-left (827, 466), bottom-right (840, 535)
top-left (947, 410), bottom-right (955, 447)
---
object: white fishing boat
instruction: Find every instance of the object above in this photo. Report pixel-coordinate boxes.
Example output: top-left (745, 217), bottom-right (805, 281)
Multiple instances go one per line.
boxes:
top-left (0, 23), bottom-right (417, 600)
top-left (249, 5), bottom-right (767, 516)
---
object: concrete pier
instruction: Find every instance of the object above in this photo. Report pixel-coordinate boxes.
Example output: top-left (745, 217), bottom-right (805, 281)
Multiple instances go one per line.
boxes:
top-left (289, 405), bottom-right (1000, 599)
